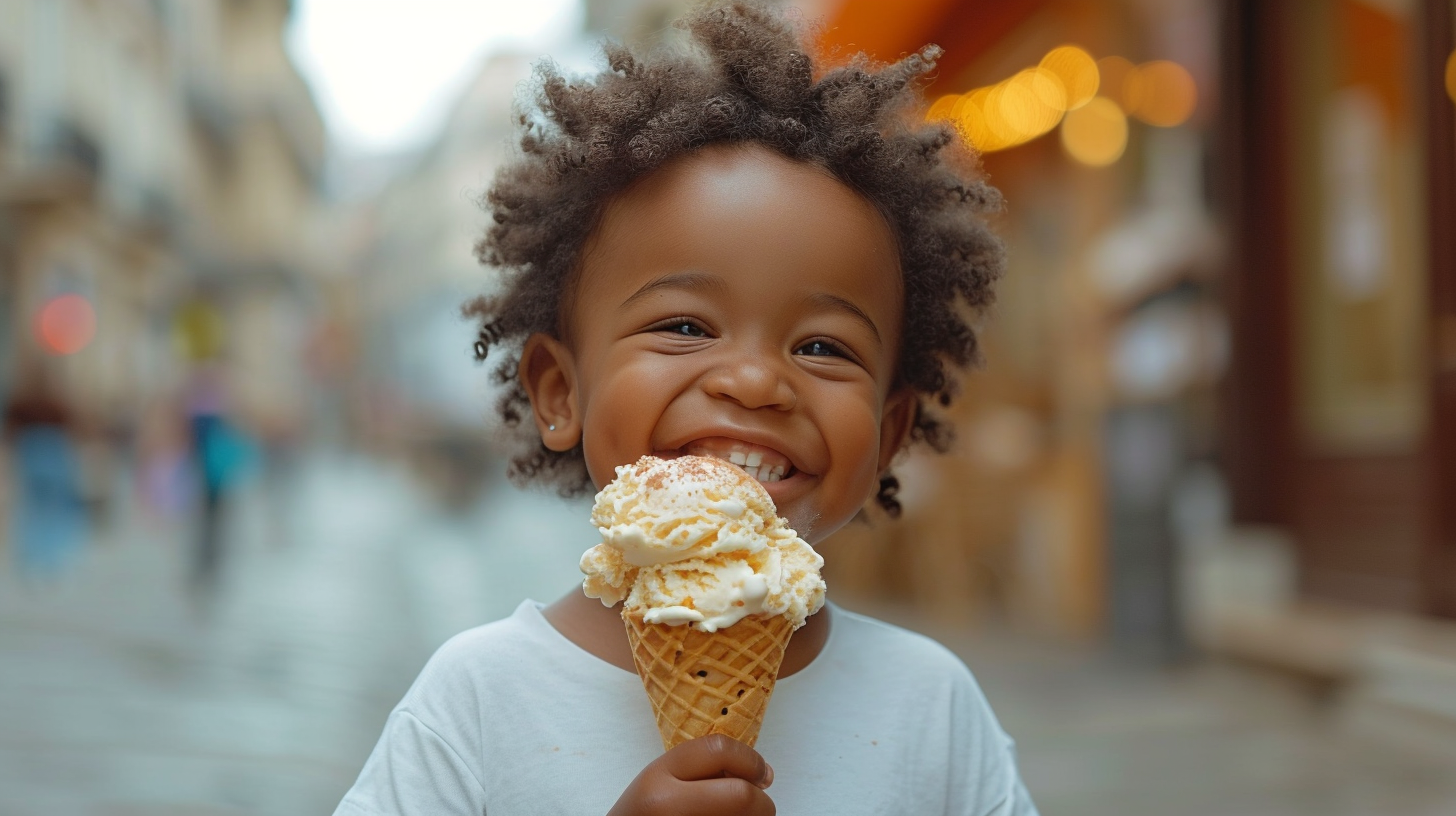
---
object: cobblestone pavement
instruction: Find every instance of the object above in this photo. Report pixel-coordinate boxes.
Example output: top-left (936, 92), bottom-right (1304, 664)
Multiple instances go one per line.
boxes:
top-left (3, 449), bottom-right (1455, 815)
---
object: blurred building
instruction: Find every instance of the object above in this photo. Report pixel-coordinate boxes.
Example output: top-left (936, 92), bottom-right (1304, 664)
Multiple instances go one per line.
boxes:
top-left (0, 0), bottom-right (334, 445)
top-left (347, 52), bottom-right (549, 496)
top-left (1207, 0), bottom-right (1456, 733)
top-left (360, 0), bottom-right (1456, 728)
top-left (794, 0), bottom-right (1221, 651)
top-left (810, 0), bottom-right (1456, 736)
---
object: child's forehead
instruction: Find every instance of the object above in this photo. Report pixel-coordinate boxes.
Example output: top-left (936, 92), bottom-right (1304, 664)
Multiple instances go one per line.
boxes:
top-left (595, 143), bottom-right (890, 241)
top-left (578, 149), bottom-right (893, 271)
top-left (565, 142), bottom-right (904, 324)
top-left (622, 143), bottom-right (839, 196)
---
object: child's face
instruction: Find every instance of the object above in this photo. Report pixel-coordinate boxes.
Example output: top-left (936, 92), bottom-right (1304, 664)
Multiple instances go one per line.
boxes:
top-left (523, 145), bottom-right (914, 542)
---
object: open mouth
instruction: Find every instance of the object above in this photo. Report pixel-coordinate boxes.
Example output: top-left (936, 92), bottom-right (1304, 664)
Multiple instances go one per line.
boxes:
top-left (678, 439), bottom-right (796, 484)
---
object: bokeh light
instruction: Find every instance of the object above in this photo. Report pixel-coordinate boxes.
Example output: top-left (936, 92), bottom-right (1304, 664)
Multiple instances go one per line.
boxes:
top-left (1060, 96), bottom-right (1127, 166)
top-left (994, 69), bottom-right (1064, 142)
top-left (34, 294), bottom-right (97, 356)
top-left (1096, 55), bottom-right (1137, 109)
top-left (1039, 45), bottom-right (1099, 110)
top-left (922, 50), bottom-right (1193, 155)
top-left (930, 59), bottom-right (1075, 153)
top-left (1022, 66), bottom-right (1070, 112)
top-left (926, 93), bottom-right (958, 122)
top-left (1125, 60), bottom-right (1198, 126)
top-left (955, 87), bottom-right (1001, 151)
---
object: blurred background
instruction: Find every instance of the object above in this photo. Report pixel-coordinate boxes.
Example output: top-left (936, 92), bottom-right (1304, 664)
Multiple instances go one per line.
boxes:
top-left (1, 0), bottom-right (1454, 813)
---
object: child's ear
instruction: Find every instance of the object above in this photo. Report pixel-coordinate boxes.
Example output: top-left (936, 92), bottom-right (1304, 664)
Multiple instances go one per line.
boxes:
top-left (876, 388), bottom-right (917, 473)
top-left (519, 333), bottom-right (581, 451)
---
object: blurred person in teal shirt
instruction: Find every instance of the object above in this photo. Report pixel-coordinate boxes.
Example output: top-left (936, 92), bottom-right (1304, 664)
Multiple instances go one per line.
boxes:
top-left (3, 364), bottom-right (87, 581)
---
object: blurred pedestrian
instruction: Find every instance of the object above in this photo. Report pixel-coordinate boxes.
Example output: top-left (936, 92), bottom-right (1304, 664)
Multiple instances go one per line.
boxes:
top-left (136, 395), bottom-right (195, 528)
top-left (3, 364), bottom-right (88, 580)
top-left (183, 363), bottom-right (255, 592)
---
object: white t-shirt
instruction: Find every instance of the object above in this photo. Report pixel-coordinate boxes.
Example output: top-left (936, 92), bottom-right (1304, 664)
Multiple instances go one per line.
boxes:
top-left (335, 600), bottom-right (1038, 816)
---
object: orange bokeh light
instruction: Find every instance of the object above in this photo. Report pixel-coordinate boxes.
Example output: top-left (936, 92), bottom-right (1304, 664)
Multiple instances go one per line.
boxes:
top-left (35, 294), bottom-right (97, 356)
top-left (930, 48), bottom-right (1203, 156)
top-left (1125, 60), bottom-right (1198, 127)
top-left (1060, 96), bottom-right (1127, 166)
top-left (926, 94), bottom-right (959, 122)
top-left (1039, 45), bottom-right (1099, 110)
top-left (954, 88), bottom-right (1001, 152)
top-left (994, 69), bottom-right (1064, 141)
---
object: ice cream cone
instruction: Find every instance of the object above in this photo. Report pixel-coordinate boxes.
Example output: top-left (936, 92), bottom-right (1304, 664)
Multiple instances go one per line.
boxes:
top-left (624, 611), bottom-right (794, 750)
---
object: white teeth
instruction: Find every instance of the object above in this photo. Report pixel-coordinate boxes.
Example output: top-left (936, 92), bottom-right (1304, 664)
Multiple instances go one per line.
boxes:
top-left (686, 447), bottom-right (789, 484)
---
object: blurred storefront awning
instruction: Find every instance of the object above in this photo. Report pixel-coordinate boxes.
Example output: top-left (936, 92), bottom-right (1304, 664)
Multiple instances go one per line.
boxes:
top-left (820, 0), bottom-right (1050, 87)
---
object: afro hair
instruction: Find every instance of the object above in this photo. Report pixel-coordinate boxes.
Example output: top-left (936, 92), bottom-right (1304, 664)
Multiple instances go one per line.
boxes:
top-left (465, 0), bottom-right (1005, 515)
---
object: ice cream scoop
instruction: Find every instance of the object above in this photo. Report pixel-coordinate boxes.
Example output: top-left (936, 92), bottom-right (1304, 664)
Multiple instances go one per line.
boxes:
top-left (579, 454), bottom-right (826, 748)
top-left (581, 454), bottom-right (825, 632)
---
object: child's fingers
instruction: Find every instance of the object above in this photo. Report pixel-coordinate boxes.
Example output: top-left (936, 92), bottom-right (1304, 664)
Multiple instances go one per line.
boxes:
top-left (685, 777), bottom-right (777, 816)
top-left (664, 734), bottom-right (774, 788)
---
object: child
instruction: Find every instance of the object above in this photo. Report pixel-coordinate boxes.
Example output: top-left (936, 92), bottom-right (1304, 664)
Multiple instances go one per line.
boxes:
top-left (335, 2), bottom-right (1036, 813)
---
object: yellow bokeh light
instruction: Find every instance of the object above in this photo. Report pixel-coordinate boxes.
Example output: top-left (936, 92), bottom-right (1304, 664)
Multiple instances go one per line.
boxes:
top-left (954, 72), bottom-right (1066, 154)
top-left (1096, 55), bottom-right (1136, 109)
top-left (1020, 66), bottom-right (1069, 113)
top-left (981, 83), bottom-right (1022, 147)
top-left (957, 86), bottom-right (1007, 152)
top-left (996, 70), bottom-right (1063, 141)
top-left (1040, 45), bottom-right (1099, 109)
top-left (926, 93), bottom-right (959, 123)
top-left (936, 49), bottom-right (1113, 154)
top-left (1061, 96), bottom-right (1127, 166)
top-left (1125, 60), bottom-right (1198, 127)
top-left (1446, 50), bottom-right (1455, 104)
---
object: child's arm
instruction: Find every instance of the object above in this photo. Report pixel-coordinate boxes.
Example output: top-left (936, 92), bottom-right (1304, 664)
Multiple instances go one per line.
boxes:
top-left (608, 735), bottom-right (775, 816)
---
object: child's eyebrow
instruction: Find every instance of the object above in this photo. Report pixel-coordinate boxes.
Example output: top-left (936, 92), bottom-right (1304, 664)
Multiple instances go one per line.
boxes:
top-left (620, 271), bottom-right (726, 307)
top-left (803, 293), bottom-right (882, 345)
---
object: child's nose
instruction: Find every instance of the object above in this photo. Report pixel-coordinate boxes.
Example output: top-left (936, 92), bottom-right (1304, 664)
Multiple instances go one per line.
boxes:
top-left (700, 354), bottom-right (797, 411)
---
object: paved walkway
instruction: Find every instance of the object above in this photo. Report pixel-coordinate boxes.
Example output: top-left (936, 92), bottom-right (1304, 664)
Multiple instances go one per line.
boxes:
top-left (0, 449), bottom-right (591, 815)
top-left (3, 449), bottom-right (1455, 815)
top-left (923, 618), bottom-right (1456, 816)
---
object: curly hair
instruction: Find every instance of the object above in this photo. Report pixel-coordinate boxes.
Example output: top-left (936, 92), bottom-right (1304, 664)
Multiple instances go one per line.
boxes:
top-left (464, 0), bottom-right (1005, 516)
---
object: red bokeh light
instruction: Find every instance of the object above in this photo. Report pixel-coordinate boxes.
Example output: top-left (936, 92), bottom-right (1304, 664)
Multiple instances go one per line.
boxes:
top-left (35, 294), bottom-right (97, 356)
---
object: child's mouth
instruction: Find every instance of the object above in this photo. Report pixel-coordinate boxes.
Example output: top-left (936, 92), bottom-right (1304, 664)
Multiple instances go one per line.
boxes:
top-left (673, 439), bottom-right (795, 484)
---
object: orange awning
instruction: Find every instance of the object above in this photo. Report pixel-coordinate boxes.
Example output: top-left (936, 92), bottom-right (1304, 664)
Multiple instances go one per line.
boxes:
top-left (819, 0), bottom-right (1052, 91)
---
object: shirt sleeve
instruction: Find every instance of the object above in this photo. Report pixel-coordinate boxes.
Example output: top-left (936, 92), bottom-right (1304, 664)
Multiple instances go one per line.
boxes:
top-left (333, 709), bottom-right (488, 816)
top-left (943, 664), bottom-right (1041, 816)
top-left (980, 737), bottom-right (1040, 816)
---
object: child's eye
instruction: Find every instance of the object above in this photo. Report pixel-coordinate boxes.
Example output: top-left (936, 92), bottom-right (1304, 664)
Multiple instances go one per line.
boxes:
top-left (795, 339), bottom-right (848, 358)
top-left (649, 318), bottom-right (709, 338)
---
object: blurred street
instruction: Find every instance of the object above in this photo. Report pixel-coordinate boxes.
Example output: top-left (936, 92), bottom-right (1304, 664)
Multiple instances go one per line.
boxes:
top-left (2, 2), bottom-right (1456, 812)
top-left (0, 448), bottom-right (591, 815)
top-left (4, 449), bottom-right (1456, 816)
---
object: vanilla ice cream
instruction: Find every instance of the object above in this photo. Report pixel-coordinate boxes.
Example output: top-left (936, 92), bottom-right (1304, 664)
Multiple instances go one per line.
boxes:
top-left (580, 455), bottom-right (825, 632)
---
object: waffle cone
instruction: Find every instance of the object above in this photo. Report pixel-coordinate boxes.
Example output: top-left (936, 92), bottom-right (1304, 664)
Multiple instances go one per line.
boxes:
top-left (624, 612), bottom-right (794, 750)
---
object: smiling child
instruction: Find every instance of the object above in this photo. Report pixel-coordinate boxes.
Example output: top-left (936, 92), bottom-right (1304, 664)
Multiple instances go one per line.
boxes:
top-left (334, 3), bottom-right (1037, 814)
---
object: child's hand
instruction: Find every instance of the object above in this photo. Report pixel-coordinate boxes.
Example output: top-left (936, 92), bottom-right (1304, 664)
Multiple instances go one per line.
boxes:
top-left (607, 734), bottom-right (776, 816)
